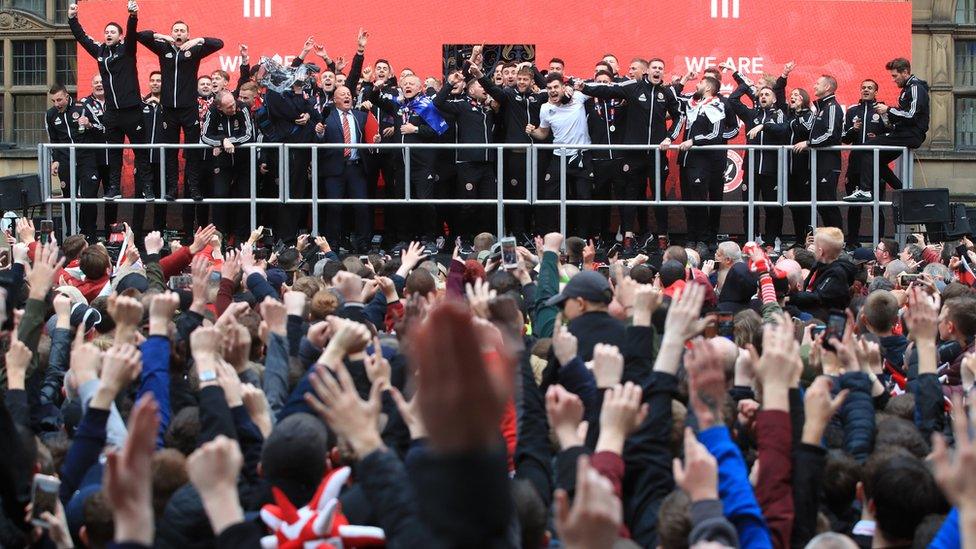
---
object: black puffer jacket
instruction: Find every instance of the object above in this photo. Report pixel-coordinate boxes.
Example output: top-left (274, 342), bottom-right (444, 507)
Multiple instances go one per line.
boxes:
top-left (837, 372), bottom-right (875, 463)
top-left (791, 258), bottom-right (858, 320)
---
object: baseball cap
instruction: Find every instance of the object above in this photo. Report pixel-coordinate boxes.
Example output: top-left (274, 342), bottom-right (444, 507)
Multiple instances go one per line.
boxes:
top-left (545, 270), bottom-right (612, 307)
top-left (851, 247), bottom-right (875, 264)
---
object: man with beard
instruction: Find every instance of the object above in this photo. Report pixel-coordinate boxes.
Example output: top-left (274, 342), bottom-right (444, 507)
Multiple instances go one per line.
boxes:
top-left (360, 58), bottom-right (402, 241)
top-left (793, 75), bottom-right (844, 230)
top-left (69, 1), bottom-right (153, 203)
top-left (843, 79), bottom-right (889, 247)
top-left (673, 76), bottom-right (728, 247)
top-left (182, 75), bottom-right (216, 237)
top-left (582, 58), bottom-right (682, 249)
top-left (586, 69), bottom-right (627, 243)
top-left (847, 58), bottom-right (929, 202)
top-left (46, 84), bottom-right (97, 237)
top-left (727, 75), bottom-right (788, 248)
top-left (313, 85), bottom-right (370, 251)
top-left (368, 73), bottom-right (450, 243)
top-left (294, 29), bottom-right (368, 118)
top-left (79, 74), bottom-right (117, 235)
top-left (473, 61), bottom-right (547, 237)
top-left (433, 70), bottom-right (498, 239)
top-left (132, 71), bottom-right (167, 237)
top-left (137, 18), bottom-right (223, 202)
top-left (526, 74), bottom-right (594, 238)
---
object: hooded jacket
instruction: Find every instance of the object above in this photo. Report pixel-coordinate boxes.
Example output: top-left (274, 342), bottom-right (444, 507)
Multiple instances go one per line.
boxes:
top-left (790, 257), bottom-right (858, 320)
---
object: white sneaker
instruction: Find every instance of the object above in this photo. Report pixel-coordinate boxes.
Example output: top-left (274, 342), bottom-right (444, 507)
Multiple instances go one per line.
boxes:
top-left (774, 237), bottom-right (782, 253)
top-left (843, 189), bottom-right (873, 202)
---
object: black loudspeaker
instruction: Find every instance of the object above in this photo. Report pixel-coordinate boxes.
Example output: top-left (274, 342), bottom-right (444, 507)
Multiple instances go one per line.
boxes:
top-left (967, 207), bottom-right (976, 235)
top-left (0, 174), bottom-right (44, 212)
top-left (944, 203), bottom-right (972, 238)
top-left (892, 188), bottom-right (950, 225)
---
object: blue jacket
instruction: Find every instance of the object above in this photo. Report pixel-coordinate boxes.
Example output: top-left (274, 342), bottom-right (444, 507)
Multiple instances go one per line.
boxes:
top-left (698, 426), bottom-right (772, 549)
top-left (929, 507), bottom-right (960, 549)
top-left (138, 335), bottom-right (171, 448)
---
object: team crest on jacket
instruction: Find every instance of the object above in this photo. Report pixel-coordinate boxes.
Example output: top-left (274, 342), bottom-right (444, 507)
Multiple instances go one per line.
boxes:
top-left (638, 93), bottom-right (647, 102)
top-left (72, 112), bottom-right (80, 119)
top-left (872, 114), bottom-right (880, 121)
top-left (184, 51), bottom-right (192, 57)
top-left (165, 52), bottom-right (173, 58)
top-left (723, 151), bottom-right (744, 193)
top-left (657, 92), bottom-right (664, 100)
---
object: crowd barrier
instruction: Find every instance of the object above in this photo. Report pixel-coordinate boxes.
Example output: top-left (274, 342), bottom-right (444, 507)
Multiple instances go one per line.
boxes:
top-left (38, 142), bottom-right (912, 245)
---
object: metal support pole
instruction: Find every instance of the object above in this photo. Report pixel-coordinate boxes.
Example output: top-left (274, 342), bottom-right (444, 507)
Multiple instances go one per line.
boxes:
top-left (530, 146), bottom-right (537, 206)
top-left (281, 145), bottom-right (290, 203)
top-left (747, 151), bottom-right (755, 242)
top-left (809, 150), bottom-right (818, 231)
top-left (159, 147), bottom-right (167, 198)
top-left (496, 146), bottom-right (504, 237)
top-left (654, 147), bottom-right (662, 205)
top-left (872, 148), bottom-right (880, 245)
top-left (249, 146), bottom-right (258, 232)
top-left (311, 147), bottom-right (319, 237)
top-left (404, 147), bottom-right (411, 202)
top-left (68, 147), bottom-right (78, 234)
top-left (559, 154), bottom-right (567, 239)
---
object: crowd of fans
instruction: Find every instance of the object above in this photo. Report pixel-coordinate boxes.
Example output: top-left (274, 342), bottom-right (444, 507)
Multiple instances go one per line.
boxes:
top-left (0, 212), bottom-right (973, 548)
top-left (48, 2), bottom-right (928, 255)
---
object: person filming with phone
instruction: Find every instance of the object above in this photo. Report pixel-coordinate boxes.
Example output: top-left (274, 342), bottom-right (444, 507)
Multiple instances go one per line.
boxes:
top-left (787, 226), bottom-right (857, 320)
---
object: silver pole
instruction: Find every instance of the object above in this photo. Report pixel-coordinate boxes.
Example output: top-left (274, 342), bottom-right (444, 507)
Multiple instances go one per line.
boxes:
top-left (496, 146), bottom-right (504, 237)
top-left (281, 145), bottom-right (290, 203)
top-left (747, 151), bottom-right (755, 242)
top-left (159, 147), bottom-right (167, 198)
top-left (529, 147), bottom-right (535, 205)
top-left (654, 147), bottom-right (662, 205)
top-left (404, 146), bottom-right (411, 203)
top-left (69, 147), bottom-right (78, 235)
top-left (872, 148), bottom-right (880, 245)
top-left (249, 146), bottom-right (258, 232)
top-left (559, 154), bottom-right (567, 239)
top-left (311, 147), bottom-right (319, 237)
top-left (810, 150), bottom-right (818, 231)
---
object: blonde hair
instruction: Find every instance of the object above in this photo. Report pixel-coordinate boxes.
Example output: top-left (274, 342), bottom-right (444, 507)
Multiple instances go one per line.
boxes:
top-left (814, 227), bottom-right (844, 259)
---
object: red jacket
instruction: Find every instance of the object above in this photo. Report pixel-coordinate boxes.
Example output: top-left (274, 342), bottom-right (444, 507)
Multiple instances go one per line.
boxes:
top-left (756, 410), bottom-right (794, 549)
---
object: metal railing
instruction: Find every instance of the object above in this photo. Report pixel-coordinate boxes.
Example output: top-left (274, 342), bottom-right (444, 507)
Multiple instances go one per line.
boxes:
top-left (38, 141), bottom-right (911, 244)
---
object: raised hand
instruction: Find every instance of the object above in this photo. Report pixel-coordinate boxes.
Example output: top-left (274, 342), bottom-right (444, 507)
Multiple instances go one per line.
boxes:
top-left (390, 385), bottom-right (426, 440)
top-left (673, 427), bottom-right (719, 502)
top-left (320, 317), bottom-right (371, 366)
top-left (596, 382), bottom-right (648, 454)
top-left (552, 324), bottom-right (578, 366)
top-left (465, 278), bottom-right (496, 319)
top-left (103, 395), bottom-right (159, 545)
top-left (545, 384), bottom-right (586, 449)
top-left (554, 455), bottom-right (622, 549)
top-left (5, 340), bottom-right (32, 390)
top-left (305, 361), bottom-right (385, 457)
top-left (356, 27), bottom-right (368, 51)
top-left (662, 282), bottom-right (707, 344)
top-left (27, 241), bottom-right (64, 300)
top-left (685, 338), bottom-right (728, 430)
top-left (590, 343), bottom-right (624, 389)
top-left (364, 338), bottom-right (391, 386)
top-left (931, 396), bottom-right (976, 510)
top-left (144, 231), bottom-right (164, 255)
top-left (189, 224), bottom-right (217, 254)
top-left (802, 376), bottom-right (847, 445)
top-left (148, 291), bottom-right (180, 336)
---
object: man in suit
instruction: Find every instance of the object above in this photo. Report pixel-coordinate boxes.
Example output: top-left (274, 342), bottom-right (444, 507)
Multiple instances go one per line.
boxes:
top-left (314, 85), bottom-right (370, 252)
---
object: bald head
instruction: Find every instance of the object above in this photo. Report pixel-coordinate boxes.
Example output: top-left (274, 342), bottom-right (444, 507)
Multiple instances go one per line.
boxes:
top-left (216, 90), bottom-right (237, 116)
top-left (804, 533), bottom-right (858, 549)
top-left (334, 85), bottom-right (353, 111)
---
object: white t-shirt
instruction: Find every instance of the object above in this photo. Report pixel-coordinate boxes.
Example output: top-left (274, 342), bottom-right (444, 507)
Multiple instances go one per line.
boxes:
top-left (539, 91), bottom-right (591, 156)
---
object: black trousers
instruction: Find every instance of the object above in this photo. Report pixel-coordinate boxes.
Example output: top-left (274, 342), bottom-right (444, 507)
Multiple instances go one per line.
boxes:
top-left (502, 150), bottom-right (530, 235)
top-left (680, 153), bottom-right (725, 244)
top-left (857, 133), bottom-right (920, 192)
top-left (621, 152), bottom-right (669, 236)
top-left (182, 157), bottom-right (214, 238)
top-left (102, 106), bottom-right (152, 193)
top-left (593, 157), bottom-right (623, 240)
top-left (846, 151), bottom-right (887, 245)
top-left (55, 151), bottom-right (97, 238)
top-left (276, 147), bottom-right (311, 242)
top-left (788, 169), bottom-right (811, 241)
top-left (162, 106), bottom-right (201, 197)
top-left (367, 151), bottom-right (399, 239)
top-left (539, 152), bottom-right (595, 238)
top-left (321, 159), bottom-right (370, 251)
top-left (212, 158), bottom-right (252, 243)
top-left (753, 172), bottom-right (782, 241)
top-left (457, 161), bottom-right (497, 237)
top-left (812, 164), bottom-right (843, 230)
top-left (131, 162), bottom-right (168, 238)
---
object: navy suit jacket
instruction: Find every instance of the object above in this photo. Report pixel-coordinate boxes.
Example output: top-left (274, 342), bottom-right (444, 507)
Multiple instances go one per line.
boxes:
top-left (316, 108), bottom-right (368, 178)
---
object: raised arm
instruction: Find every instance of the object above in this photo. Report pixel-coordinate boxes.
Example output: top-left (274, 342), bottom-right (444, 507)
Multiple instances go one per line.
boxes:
top-left (124, 5), bottom-right (138, 56)
top-left (67, 3), bottom-right (100, 58)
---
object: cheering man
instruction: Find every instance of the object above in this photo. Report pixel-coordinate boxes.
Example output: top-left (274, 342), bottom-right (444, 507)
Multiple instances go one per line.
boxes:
top-left (137, 18), bottom-right (224, 201)
top-left (68, 1), bottom-right (153, 203)
top-left (846, 57), bottom-right (929, 202)
top-left (843, 79), bottom-right (889, 245)
top-left (794, 75), bottom-right (844, 229)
